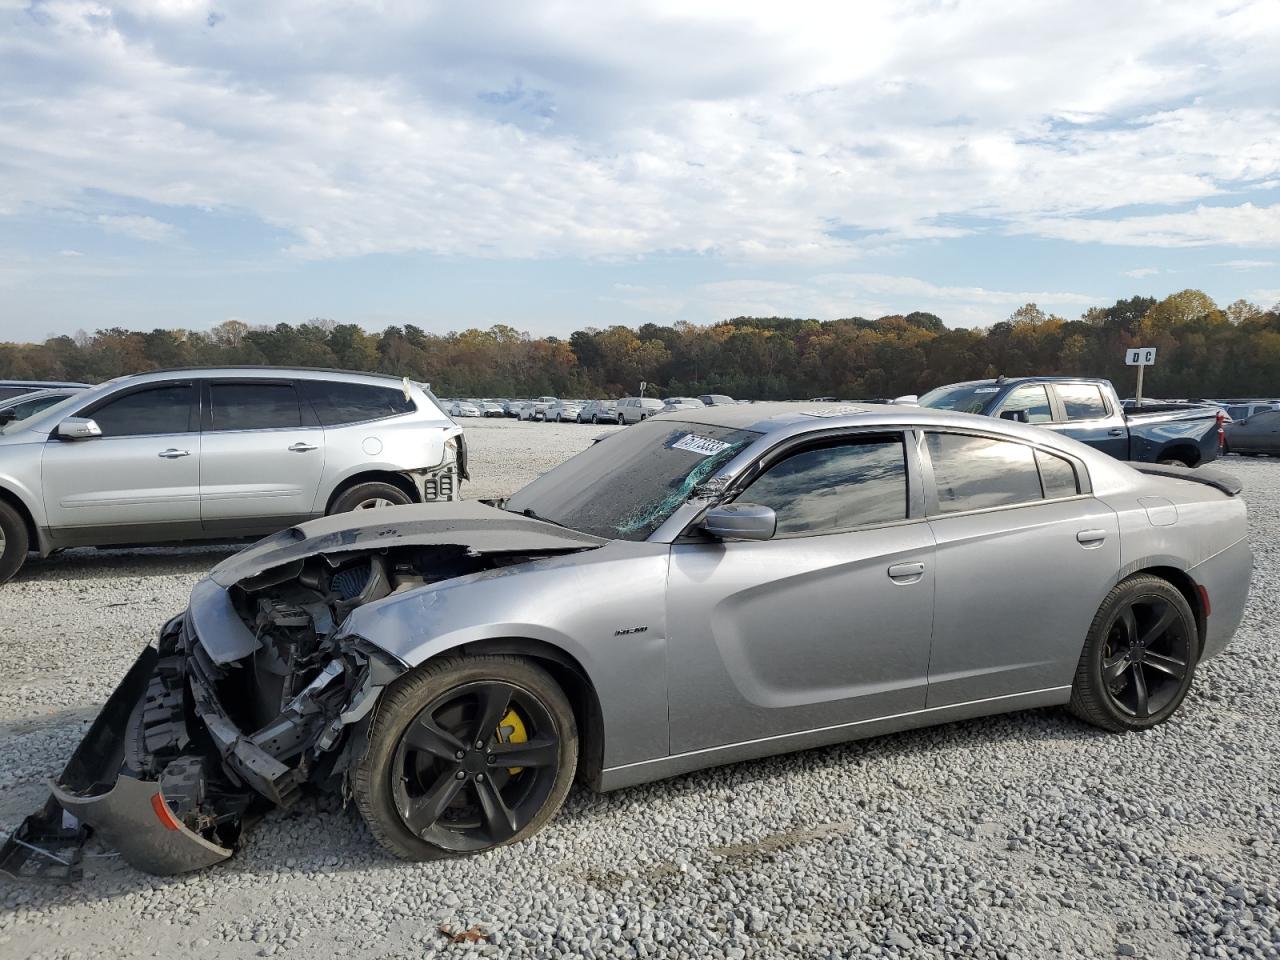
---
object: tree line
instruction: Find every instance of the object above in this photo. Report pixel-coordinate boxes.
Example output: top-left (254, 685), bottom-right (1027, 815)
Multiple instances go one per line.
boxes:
top-left (1, 289), bottom-right (1277, 401)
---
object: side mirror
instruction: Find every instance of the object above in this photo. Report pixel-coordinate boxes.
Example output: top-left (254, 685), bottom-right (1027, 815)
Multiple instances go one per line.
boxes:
top-left (56, 417), bottom-right (102, 440)
top-left (702, 503), bottom-right (777, 541)
top-left (999, 409), bottom-right (1029, 423)
top-left (0, 410), bottom-right (14, 426)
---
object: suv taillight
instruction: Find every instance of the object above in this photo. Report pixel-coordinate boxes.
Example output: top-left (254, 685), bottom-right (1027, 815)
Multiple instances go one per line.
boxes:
top-left (1216, 411), bottom-right (1226, 449)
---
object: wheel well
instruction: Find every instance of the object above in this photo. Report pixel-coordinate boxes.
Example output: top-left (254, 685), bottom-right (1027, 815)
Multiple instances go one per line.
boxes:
top-left (452, 637), bottom-right (606, 790)
top-left (325, 471), bottom-right (419, 513)
top-left (0, 486), bottom-right (39, 555)
top-left (1157, 444), bottom-right (1201, 467)
top-left (1135, 565), bottom-right (1207, 652)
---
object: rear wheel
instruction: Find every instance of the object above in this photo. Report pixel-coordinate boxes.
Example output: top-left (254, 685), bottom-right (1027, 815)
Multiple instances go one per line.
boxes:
top-left (329, 481), bottom-right (414, 514)
top-left (354, 655), bottom-right (577, 860)
top-left (0, 500), bottom-right (29, 584)
top-left (1069, 574), bottom-right (1198, 732)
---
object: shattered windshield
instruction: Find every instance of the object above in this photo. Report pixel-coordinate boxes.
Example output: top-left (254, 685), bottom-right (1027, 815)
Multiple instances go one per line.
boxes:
top-left (504, 420), bottom-right (761, 541)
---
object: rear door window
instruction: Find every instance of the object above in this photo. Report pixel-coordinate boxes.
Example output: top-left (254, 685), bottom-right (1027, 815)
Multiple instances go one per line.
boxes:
top-left (1054, 384), bottom-right (1108, 421)
top-left (742, 435), bottom-right (907, 535)
top-left (303, 380), bottom-right (415, 425)
top-left (1036, 449), bottom-right (1080, 498)
top-left (87, 383), bottom-right (194, 437)
top-left (926, 432), bottom-right (1043, 513)
top-left (209, 382), bottom-right (302, 431)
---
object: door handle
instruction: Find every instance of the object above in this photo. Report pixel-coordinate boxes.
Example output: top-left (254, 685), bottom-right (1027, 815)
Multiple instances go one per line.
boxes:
top-left (288, 442), bottom-right (318, 453)
top-left (887, 561), bottom-right (925, 583)
top-left (158, 448), bottom-right (190, 459)
top-left (1076, 529), bottom-right (1107, 547)
top-left (1108, 428), bottom-right (1125, 437)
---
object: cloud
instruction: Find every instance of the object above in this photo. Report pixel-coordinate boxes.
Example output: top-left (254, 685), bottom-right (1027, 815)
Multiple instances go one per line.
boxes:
top-left (1214, 259), bottom-right (1274, 270)
top-left (0, 0), bottom-right (1277, 266)
top-left (1123, 267), bottom-right (1161, 278)
top-left (1015, 204), bottom-right (1280, 248)
top-left (58, 249), bottom-right (83, 257)
top-left (1249, 288), bottom-right (1280, 307)
top-left (95, 214), bottom-right (180, 243)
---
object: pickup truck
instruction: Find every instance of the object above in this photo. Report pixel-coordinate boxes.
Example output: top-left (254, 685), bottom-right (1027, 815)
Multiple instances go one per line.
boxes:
top-left (913, 376), bottom-right (1222, 466)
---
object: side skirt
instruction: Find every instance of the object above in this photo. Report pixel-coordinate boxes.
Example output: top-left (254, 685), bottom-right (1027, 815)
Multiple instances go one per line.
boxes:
top-left (598, 685), bottom-right (1072, 791)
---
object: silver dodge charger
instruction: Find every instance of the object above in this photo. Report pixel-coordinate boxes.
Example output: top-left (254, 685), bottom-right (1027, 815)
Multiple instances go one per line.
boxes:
top-left (5, 403), bottom-right (1252, 877)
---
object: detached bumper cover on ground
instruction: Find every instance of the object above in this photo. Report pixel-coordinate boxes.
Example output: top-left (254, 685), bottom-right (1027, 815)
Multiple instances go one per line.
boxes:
top-left (3, 616), bottom-right (397, 877)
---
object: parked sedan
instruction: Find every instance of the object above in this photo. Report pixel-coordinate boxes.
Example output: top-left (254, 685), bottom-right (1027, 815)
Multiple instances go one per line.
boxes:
top-left (476, 401), bottom-right (506, 418)
top-left (8, 403), bottom-right (1249, 877)
top-left (698, 393), bottom-right (735, 406)
top-left (0, 379), bottom-right (90, 402)
top-left (0, 387), bottom-right (85, 426)
top-left (449, 400), bottom-right (481, 417)
top-left (1224, 409), bottom-right (1280, 456)
top-left (578, 400), bottom-right (620, 424)
top-left (0, 368), bottom-right (466, 583)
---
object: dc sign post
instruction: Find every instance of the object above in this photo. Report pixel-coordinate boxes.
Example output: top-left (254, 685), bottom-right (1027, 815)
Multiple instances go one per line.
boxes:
top-left (1125, 347), bottom-right (1157, 406)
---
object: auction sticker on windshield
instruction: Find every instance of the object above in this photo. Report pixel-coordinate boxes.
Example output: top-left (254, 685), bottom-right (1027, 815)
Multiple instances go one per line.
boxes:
top-left (670, 433), bottom-right (733, 456)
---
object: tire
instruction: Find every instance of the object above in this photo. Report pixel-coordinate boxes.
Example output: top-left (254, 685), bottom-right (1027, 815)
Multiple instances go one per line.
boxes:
top-left (329, 481), bottom-right (414, 514)
top-left (1069, 574), bottom-right (1199, 732)
top-left (591, 415), bottom-right (599, 425)
top-left (353, 655), bottom-right (578, 861)
top-left (0, 499), bottom-right (29, 584)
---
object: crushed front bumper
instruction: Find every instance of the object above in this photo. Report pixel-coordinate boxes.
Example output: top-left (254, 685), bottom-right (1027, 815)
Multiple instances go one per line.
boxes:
top-left (1, 612), bottom-right (395, 879)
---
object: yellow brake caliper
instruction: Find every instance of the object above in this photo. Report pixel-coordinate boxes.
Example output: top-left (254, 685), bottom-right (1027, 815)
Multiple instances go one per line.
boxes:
top-left (496, 708), bottom-right (528, 775)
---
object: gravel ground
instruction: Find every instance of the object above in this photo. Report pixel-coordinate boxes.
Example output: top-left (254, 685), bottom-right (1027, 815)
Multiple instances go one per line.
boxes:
top-left (1, 421), bottom-right (1278, 960)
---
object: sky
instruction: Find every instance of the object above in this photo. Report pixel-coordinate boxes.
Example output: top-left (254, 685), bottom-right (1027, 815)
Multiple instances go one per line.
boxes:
top-left (1, 0), bottom-right (1278, 341)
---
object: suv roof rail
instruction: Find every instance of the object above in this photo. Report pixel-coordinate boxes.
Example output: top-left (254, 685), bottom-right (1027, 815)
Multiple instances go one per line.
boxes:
top-left (125, 366), bottom-right (410, 383)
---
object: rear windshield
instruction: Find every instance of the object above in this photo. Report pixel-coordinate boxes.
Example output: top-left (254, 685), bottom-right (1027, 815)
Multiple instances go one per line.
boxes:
top-left (917, 383), bottom-right (999, 414)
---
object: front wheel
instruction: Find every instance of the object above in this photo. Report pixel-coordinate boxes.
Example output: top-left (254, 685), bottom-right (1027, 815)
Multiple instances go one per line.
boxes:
top-left (353, 655), bottom-right (578, 860)
top-left (1069, 574), bottom-right (1198, 732)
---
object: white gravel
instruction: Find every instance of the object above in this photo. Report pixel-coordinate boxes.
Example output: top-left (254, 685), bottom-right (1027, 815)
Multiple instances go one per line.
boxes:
top-left (1, 423), bottom-right (1278, 960)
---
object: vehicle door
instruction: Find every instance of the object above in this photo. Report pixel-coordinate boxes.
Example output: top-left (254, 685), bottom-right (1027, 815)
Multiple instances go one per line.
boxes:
top-left (1234, 410), bottom-right (1280, 453)
top-left (666, 430), bottom-right (936, 754)
top-left (198, 378), bottom-right (326, 532)
top-left (1045, 382), bottom-right (1129, 458)
top-left (921, 430), bottom-right (1120, 707)
top-left (41, 380), bottom-right (201, 542)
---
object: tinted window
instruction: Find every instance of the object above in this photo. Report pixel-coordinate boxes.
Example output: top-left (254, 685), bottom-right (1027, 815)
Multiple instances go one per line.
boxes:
top-left (1056, 384), bottom-right (1108, 420)
top-left (210, 382), bottom-right (301, 431)
top-left (743, 437), bottom-right (907, 535)
top-left (1036, 449), bottom-right (1079, 498)
top-left (1226, 405), bottom-right (1249, 420)
top-left (999, 384), bottom-right (1053, 423)
top-left (927, 433), bottom-right (1042, 513)
top-left (305, 381), bottom-right (414, 425)
top-left (0, 387), bottom-right (35, 401)
top-left (90, 384), bottom-right (193, 437)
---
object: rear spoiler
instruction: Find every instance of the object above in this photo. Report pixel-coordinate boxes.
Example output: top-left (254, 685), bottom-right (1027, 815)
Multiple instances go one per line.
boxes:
top-left (1131, 462), bottom-right (1243, 497)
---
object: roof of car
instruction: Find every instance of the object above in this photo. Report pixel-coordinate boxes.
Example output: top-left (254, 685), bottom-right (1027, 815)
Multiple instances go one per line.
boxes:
top-left (0, 380), bottom-right (90, 387)
top-left (100, 367), bottom-right (417, 387)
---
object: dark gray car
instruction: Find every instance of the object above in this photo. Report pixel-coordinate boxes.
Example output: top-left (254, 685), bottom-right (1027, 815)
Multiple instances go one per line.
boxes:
top-left (1225, 409), bottom-right (1280, 455)
top-left (5, 403), bottom-right (1251, 878)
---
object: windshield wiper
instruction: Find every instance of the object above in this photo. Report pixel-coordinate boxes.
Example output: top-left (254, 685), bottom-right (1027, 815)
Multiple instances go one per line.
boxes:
top-left (511, 506), bottom-right (570, 529)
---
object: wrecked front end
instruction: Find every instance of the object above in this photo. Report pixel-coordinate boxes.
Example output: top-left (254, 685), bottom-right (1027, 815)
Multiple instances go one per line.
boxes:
top-left (3, 508), bottom-right (603, 880)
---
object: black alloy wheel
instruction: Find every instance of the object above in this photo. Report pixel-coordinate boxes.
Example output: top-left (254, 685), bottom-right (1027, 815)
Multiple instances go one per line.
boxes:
top-left (1070, 574), bottom-right (1198, 731)
top-left (353, 655), bottom-right (577, 860)
top-left (393, 681), bottom-right (559, 851)
top-left (1099, 596), bottom-right (1192, 719)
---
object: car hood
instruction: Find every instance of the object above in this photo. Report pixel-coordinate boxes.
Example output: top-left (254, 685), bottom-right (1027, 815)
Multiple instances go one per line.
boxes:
top-left (208, 501), bottom-right (607, 588)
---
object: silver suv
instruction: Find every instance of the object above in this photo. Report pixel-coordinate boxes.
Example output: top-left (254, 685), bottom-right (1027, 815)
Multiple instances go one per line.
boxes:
top-left (0, 367), bottom-right (465, 582)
